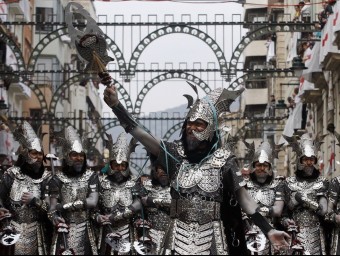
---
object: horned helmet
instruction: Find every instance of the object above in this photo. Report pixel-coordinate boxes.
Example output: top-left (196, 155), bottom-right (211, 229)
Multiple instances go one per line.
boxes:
top-left (182, 82), bottom-right (244, 142)
top-left (13, 121), bottom-right (43, 164)
top-left (283, 133), bottom-right (325, 171)
top-left (105, 132), bottom-right (138, 177)
top-left (243, 140), bottom-right (283, 175)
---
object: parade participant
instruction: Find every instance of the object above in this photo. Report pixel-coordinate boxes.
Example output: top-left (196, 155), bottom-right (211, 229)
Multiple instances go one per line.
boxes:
top-left (48, 126), bottom-right (99, 255)
top-left (101, 73), bottom-right (290, 255)
top-left (326, 176), bottom-right (340, 255)
top-left (140, 157), bottom-right (172, 255)
top-left (242, 141), bottom-right (286, 255)
top-left (0, 121), bottom-right (51, 255)
top-left (284, 133), bottom-right (328, 255)
top-left (96, 132), bottom-right (142, 255)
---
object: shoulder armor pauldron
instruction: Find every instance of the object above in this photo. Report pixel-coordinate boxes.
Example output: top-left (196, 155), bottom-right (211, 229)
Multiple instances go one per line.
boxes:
top-left (211, 148), bottom-right (231, 168)
top-left (99, 176), bottom-right (112, 190)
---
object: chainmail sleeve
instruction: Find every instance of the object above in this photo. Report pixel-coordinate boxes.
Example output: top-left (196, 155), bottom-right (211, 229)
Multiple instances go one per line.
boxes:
top-left (221, 155), bottom-right (246, 193)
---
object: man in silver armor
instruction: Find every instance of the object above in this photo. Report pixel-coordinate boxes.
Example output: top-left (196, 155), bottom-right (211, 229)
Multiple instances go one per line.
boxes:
top-left (327, 176), bottom-right (340, 255)
top-left (140, 158), bottom-right (172, 255)
top-left (242, 141), bottom-right (286, 255)
top-left (96, 132), bottom-right (142, 255)
top-left (48, 126), bottom-right (99, 255)
top-left (283, 133), bottom-right (328, 255)
top-left (102, 73), bottom-right (290, 255)
top-left (0, 121), bottom-right (51, 255)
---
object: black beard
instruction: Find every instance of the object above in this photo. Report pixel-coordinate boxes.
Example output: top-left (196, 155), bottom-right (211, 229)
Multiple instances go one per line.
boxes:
top-left (303, 166), bottom-right (315, 176)
top-left (72, 162), bottom-right (84, 173)
top-left (112, 172), bottom-right (127, 184)
top-left (21, 161), bottom-right (44, 179)
top-left (186, 137), bottom-right (202, 152)
top-left (63, 161), bottom-right (85, 177)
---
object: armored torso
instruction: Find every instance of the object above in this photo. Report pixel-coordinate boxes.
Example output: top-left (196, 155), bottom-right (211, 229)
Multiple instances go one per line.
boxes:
top-left (286, 176), bottom-right (328, 255)
top-left (172, 141), bottom-right (231, 200)
top-left (99, 175), bottom-right (134, 213)
top-left (7, 166), bottom-right (50, 223)
top-left (56, 169), bottom-right (95, 224)
top-left (246, 178), bottom-right (282, 207)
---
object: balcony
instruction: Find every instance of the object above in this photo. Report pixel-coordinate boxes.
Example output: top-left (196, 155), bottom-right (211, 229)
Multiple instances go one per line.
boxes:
top-left (6, 0), bottom-right (30, 21)
top-left (243, 41), bottom-right (268, 58)
top-left (10, 81), bottom-right (31, 99)
top-left (243, 88), bottom-right (269, 105)
top-left (300, 89), bottom-right (322, 104)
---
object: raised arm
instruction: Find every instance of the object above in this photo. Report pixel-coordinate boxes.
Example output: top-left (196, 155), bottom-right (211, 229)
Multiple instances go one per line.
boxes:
top-left (103, 84), bottom-right (161, 156)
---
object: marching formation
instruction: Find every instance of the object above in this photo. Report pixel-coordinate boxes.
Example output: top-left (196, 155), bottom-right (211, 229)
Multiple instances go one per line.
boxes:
top-left (0, 74), bottom-right (338, 255)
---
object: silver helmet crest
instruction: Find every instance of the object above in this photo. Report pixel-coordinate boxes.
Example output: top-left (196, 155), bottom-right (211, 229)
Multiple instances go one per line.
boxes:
top-left (13, 121), bottom-right (42, 152)
top-left (53, 126), bottom-right (86, 161)
top-left (183, 82), bottom-right (244, 141)
top-left (105, 132), bottom-right (138, 177)
top-left (283, 133), bottom-right (325, 171)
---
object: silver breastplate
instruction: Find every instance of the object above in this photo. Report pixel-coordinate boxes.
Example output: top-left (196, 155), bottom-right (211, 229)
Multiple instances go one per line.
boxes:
top-left (246, 180), bottom-right (278, 207)
top-left (175, 148), bottom-right (231, 193)
top-left (100, 176), bottom-right (134, 209)
top-left (9, 167), bottom-right (43, 202)
top-left (287, 176), bottom-right (325, 201)
top-left (57, 170), bottom-right (93, 204)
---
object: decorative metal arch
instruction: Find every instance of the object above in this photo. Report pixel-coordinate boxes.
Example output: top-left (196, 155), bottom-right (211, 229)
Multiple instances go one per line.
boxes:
top-left (127, 25), bottom-right (228, 77)
top-left (0, 30), bottom-right (25, 72)
top-left (228, 23), bottom-right (317, 80)
top-left (92, 120), bottom-right (120, 146)
top-left (130, 161), bottom-right (143, 175)
top-left (26, 80), bottom-right (49, 114)
top-left (49, 74), bottom-right (133, 115)
top-left (228, 70), bottom-right (295, 90)
top-left (134, 72), bottom-right (211, 114)
top-left (162, 121), bottom-right (184, 141)
top-left (27, 27), bottom-right (126, 73)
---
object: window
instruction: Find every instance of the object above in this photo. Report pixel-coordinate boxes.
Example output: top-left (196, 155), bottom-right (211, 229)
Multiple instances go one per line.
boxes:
top-left (36, 7), bottom-right (54, 33)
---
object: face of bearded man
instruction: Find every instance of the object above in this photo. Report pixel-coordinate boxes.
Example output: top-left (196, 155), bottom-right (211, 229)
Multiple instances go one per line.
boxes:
top-left (185, 119), bottom-right (208, 152)
top-left (253, 162), bottom-right (271, 184)
top-left (68, 151), bottom-right (85, 174)
top-left (300, 156), bottom-right (317, 177)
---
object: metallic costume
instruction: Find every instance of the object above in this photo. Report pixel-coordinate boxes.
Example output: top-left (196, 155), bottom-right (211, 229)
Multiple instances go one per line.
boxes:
top-left (158, 140), bottom-right (244, 255)
top-left (244, 178), bottom-right (284, 255)
top-left (142, 179), bottom-right (172, 254)
top-left (242, 141), bottom-right (285, 255)
top-left (97, 176), bottom-right (140, 255)
top-left (0, 121), bottom-right (51, 255)
top-left (48, 126), bottom-right (99, 255)
top-left (284, 133), bottom-right (328, 255)
top-left (326, 176), bottom-right (340, 255)
top-left (97, 132), bottom-right (140, 255)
